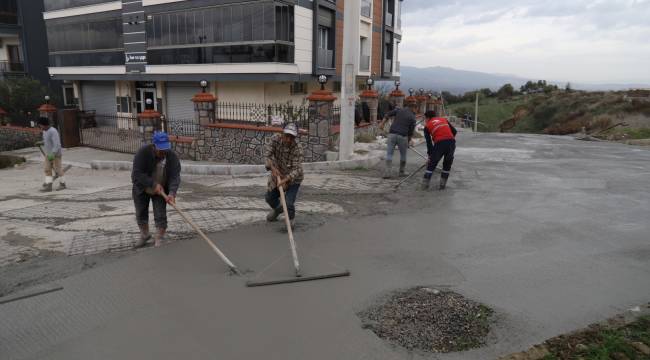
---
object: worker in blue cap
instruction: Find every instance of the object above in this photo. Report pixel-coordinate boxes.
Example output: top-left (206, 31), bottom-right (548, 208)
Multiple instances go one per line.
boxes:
top-left (131, 131), bottom-right (181, 248)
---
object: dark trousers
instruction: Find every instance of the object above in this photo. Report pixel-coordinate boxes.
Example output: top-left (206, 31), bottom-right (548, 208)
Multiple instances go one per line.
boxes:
top-left (424, 139), bottom-right (456, 180)
top-left (133, 186), bottom-right (168, 229)
top-left (265, 183), bottom-right (301, 219)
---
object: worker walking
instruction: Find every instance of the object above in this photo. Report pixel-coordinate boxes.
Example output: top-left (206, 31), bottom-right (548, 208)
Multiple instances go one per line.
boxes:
top-left (265, 123), bottom-right (304, 228)
top-left (37, 117), bottom-right (66, 192)
top-left (378, 102), bottom-right (418, 178)
top-left (422, 110), bottom-right (457, 190)
top-left (132, 131), bottom-right (181, 248)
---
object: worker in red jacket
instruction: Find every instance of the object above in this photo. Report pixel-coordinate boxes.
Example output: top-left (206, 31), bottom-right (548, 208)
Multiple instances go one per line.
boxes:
top-left (422, 110), bottom-right (457, 190)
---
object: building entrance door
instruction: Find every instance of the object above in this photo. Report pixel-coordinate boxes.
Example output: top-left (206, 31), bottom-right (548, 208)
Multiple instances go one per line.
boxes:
top-left (135, 85), bottom-right (157, 113)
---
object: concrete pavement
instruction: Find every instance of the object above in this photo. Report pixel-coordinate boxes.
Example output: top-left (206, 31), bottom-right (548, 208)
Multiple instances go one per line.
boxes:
top-left (1, 132), bottom-right (649, 359)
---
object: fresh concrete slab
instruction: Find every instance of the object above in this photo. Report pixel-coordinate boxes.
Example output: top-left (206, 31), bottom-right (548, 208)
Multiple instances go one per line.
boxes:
top-left (1, 132), bottom-right (649, 360)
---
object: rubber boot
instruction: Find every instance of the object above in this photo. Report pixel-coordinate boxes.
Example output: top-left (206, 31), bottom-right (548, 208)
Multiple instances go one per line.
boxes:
top-left (133, 224), bottom-right (152, 249)
top-left (266, 207), bottom-right (282, 222)
top-left (439, 177), bottom-right (448, 190)
top-left (382, 160), bottom-right (393, 179)
top-left (421, 177), bottom-right (431, 190)
top-left (399, 161), bottom-right (407, 177)
top-left (40, 183), bottom-right (52, 192)
top-left (154, 228), bottom-right (166, 248)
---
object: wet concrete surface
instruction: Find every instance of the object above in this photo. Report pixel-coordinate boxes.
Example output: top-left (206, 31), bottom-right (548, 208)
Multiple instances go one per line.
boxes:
top-left (1, 132), bottom-right (649, 359)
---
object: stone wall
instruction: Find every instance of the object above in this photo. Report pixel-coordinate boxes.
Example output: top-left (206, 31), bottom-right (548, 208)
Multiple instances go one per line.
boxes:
top-left (0, 126), bottom-right (42, 152)
top-left (184, 119), bottom-right (331, 164)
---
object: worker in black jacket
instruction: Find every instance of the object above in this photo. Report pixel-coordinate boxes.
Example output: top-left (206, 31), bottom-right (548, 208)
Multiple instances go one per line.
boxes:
top-left (378, 102), bottom-right (418, 178)
top-left (131, 131), bottom-right (181, 248)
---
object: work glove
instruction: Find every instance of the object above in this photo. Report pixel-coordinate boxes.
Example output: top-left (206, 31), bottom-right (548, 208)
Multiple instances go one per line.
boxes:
top-left (47, 154), bottom-right (55, 162)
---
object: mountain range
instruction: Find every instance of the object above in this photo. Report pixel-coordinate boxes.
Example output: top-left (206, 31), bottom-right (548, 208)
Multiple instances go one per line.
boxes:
top-left (395, 66), bottom-right (650, 94)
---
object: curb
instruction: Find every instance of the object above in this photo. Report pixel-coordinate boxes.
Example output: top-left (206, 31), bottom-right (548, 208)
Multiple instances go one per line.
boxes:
top-left (90, 156), bottom-right (383, 175)
top-left (26, 156), bottom-right (92, 169)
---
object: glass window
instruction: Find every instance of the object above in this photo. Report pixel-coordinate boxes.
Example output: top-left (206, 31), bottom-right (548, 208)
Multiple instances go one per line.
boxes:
top-left (242, 4), bottom-right (252, 41)
top-left (47, 17), bottom-right (122, 53)
top-left (231, 5), bottom-right (243, 42)
top-left (263, 3), bottom-right (274, 41)
top-left (147, 44), bottom-right (294, 65)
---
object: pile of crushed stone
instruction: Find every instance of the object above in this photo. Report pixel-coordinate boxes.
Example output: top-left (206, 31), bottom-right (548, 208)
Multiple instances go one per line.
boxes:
top-left (358, 287), bottom-right (494, 353)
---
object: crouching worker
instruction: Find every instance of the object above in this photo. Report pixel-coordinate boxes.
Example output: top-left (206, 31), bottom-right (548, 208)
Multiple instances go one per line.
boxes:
top-left (265, 123), bottom-right (304, 228)
top-left (422, 111), bottom-right (457, 190)
top-left (37, 117), bottom-right (66, 192)
top-left (132, 131), bottom-right (181, 248)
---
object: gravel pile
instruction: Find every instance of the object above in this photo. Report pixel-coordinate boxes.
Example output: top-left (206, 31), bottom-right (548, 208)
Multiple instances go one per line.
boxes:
top-left (358, 287), bottom-right (494, 353)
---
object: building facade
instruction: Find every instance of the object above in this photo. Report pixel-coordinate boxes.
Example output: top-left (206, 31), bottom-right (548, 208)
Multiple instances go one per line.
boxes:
top-left (44, 0), bottom-right (403, 119)
top-left (1, 0), bottom-right (56, 87)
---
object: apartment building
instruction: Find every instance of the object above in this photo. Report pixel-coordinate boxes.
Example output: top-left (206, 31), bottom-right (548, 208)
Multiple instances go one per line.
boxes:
top-left (44, 0), bottom-right (403, 119)
top-left (1, 0), bottom-right (53, 87)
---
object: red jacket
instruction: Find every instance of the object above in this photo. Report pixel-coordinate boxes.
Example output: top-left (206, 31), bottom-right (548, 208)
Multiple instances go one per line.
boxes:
top-left (424, 117), bottom-right (456, 143)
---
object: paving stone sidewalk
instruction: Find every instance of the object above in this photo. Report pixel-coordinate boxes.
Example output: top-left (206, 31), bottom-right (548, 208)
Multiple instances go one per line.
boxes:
top-left (0, 164), bottom-right (396, 267)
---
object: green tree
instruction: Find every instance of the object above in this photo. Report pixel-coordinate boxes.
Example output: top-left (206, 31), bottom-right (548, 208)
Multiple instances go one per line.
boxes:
top-left (0, 77), bottom-right (52, 126)
top-left (497, 83), bottom-right (515, 99)
top-left (565, 82), bottom-right (572, 93)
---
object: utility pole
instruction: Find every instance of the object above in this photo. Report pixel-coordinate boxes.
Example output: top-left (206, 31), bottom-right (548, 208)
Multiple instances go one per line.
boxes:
top-left (339, 0), bottom-right (360, 160)
top-left (474, 91), bottom-right (479, 133)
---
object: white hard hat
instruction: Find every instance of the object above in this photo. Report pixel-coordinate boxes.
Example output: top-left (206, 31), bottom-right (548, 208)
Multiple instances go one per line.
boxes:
top-left (283, 123), bottom-right (298, 137)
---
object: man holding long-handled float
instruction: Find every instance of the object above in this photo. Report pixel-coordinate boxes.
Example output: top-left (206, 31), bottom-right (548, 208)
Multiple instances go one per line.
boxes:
top-left (132, 131), bottom-right (181, 248)
top-left (265, 123), bottom-right (304, 228)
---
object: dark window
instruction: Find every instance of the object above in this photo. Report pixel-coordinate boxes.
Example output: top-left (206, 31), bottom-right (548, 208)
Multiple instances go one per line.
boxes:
top-left (290, 82), bottom-right (307, 95)
top-left (146, 2), bottom-right (295, 64)
top-left (0, 0), bottom-right (18, 25)
top-left (63, 85), bottom-right (75, 106)
top-left (148, 44), bottom-right (294, 65)
top-left (46, 17), bottom-right (123, 53)
top-left (49, 51), bottom-right (124, 66)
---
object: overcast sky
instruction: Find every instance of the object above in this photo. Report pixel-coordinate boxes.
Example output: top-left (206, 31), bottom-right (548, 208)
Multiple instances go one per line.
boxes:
top-left (400, 0), bottom-right (650, 84)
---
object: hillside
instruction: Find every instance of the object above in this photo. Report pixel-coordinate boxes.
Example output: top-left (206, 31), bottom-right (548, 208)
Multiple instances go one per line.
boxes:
top-left (445, 91), bottom-right (650, 141)
top-left (399, 66), bottom-right (650, 94)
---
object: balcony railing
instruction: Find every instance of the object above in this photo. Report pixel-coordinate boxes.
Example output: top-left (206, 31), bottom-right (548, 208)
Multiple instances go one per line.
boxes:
top-left (0, 61), bottom-right (24, 73)
top-left (383, 59), bottom-right (392, 74)
top-left (361, 0), bottom-right (372, 18)
top-left (317, 48), bottom-right (334, 69)
top-left (385, 13), bottom-right (394, 27)
top-left (360, 55), bottom-right (370, 72)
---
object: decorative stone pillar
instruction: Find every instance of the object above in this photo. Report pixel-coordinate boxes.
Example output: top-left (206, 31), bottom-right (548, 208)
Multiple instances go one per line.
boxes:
top-left (138, 101), bottom-right (162, 143)
top-left (389, 89), bottom-right (405, 109)
top-left (426, 93), bottom-right (436, 112)
top-left (359, 89), bottom-right (379, 123)
top-left (192, 80), bottom-right (217, 126)
top-left (405, 88), bottom-right (418, 109)
top-left (416, 89), bottom-right (428, 115)
top-left (306, 80), bottom-right (337, 162)
top-left (38, 96), bottom-right (57, 127)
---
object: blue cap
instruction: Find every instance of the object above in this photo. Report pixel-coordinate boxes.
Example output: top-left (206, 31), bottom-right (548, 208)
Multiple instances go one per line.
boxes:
top-left (152, 131), bottom-right (171, 151)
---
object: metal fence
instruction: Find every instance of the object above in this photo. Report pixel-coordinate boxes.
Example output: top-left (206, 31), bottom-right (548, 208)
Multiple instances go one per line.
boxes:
top-left (163, 116), bottom-right (201, 138)
top-left (79, 113), bottom-right (147, 154)
top-left (216, 102), bottom-right (310, 128)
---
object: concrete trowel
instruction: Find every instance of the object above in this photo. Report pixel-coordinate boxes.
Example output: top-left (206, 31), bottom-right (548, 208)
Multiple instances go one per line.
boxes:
top-left (246, 177), bottom-right (350, 287)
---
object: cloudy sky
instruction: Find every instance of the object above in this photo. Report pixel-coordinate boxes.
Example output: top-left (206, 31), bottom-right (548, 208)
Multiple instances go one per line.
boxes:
top-left (400, 0), bottom-right (650, 84)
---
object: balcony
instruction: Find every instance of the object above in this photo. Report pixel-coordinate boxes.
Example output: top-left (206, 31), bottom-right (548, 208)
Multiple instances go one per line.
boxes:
top-left (0, 61), bottom-right (24, 73)
top-left (317, 48), bottom-right (334, 69)
top-left (385, 13), bottom-right (394, 27)
top-left (360, 55), bottom-right (370, 72)
top-left (361, 0), bottom-right (372, 18)
top-left (383, 59), bottom-right (392, 74)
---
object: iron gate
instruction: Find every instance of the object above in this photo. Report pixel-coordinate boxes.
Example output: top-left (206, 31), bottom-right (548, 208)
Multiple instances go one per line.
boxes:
top-left (79, 113), bottom-right (147, 154)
